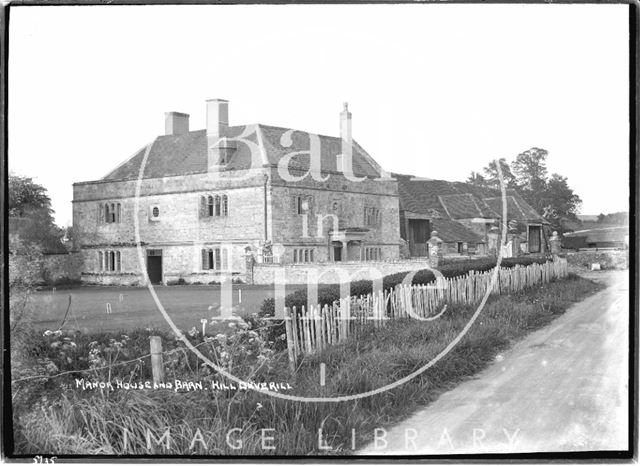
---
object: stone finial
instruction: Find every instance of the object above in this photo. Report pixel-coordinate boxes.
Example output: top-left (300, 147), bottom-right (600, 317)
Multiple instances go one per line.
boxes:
top-left (428, 231), bottom-right (443, 245)
top-left (343, 102), bottom-right (349, 112)
top-left (549, 230), bottom-right (562, 255)
top-left (427, 231), bottom-right (443, 267)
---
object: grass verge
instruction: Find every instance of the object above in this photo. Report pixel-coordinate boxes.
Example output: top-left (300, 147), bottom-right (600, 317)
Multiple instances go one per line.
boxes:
top-left (13, 274), bottom-right (602, 455)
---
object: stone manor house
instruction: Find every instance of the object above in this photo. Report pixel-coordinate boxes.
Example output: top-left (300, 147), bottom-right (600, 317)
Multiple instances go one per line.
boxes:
top-left (72, 99), bottom-right (548, 285)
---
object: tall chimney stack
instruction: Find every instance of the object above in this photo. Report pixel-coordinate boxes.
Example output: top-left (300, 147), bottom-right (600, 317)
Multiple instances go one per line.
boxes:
top-left (206, 99), bottom-right (229, 140)
top-left (339, 102), bottom-right (352, 172)
top-left (165, 111), bottom-right (190, 135)
top-left (206, 99), bottom-right (235, 170)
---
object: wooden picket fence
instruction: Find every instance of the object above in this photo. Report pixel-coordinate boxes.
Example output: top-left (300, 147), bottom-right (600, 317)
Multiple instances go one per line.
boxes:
top-left (283, 258), bottom-right (568, 368)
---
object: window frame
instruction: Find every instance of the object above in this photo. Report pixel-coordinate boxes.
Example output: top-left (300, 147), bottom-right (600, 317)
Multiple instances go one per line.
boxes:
top-left (207, 195), bottom-right (214, 217)
top-left (202, 247), bottom-right (230, 270)
top-left (221, 195), bottom-right (228, 217)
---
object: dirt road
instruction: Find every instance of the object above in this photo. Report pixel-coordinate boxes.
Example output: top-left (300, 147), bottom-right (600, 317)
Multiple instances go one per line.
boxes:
top-left (359, 271), bottom-right (630, 454)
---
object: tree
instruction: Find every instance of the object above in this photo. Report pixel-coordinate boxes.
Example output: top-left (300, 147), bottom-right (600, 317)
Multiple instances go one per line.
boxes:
top-left (538, 173), bottom-right (582, 231)
top-left (9, 174), bottom-right (54, 217)
top-left (468, 159), bottom-right (517, 190)
top-left (9, 174), bottom-right (65, 253)
top-left (469, 148), bottom-right (582, 233)
top-left (511, 147), bottom-right (549, 211)
top-left (484, 158), bottom-right (517, 189)
top-left (466, 171), bottom-right (488, 188)
top-left (597, 213), bottom-right (606, 223)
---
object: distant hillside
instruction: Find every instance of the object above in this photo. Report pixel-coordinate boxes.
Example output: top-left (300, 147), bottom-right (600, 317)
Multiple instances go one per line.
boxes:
top-left (581, 212), bottom-right (628, 225)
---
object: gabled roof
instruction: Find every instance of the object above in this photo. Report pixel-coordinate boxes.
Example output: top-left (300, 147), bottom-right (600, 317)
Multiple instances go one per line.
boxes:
top-left (394, 175), bottom-right (500, 219)
top-left (101, 124), bottom-right (382, 182)
top-left (395, 174), bottom-right (547, 224)
top-left (483, 190), bottom-right (547, 223)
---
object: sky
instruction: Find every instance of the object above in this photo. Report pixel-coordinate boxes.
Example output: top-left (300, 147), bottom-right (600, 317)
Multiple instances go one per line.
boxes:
top-left (8, 4), bottom-right (629, 227)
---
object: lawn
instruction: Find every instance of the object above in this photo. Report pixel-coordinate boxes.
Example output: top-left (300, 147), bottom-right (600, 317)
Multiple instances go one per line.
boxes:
top-left (27, 283), bottom-right (304, 333)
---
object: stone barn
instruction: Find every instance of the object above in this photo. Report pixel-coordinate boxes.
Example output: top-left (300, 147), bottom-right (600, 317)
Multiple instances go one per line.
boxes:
top-left (395, 175), bottom-right (549, 258)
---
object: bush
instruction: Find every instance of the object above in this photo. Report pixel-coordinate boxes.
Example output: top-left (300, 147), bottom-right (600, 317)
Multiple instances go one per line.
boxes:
top-left (166, 278), bottom-right (186, 286)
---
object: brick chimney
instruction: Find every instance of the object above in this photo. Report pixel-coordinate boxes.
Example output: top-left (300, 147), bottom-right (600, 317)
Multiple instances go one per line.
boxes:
top-left (206, 98), bottom-right (235, 170)
top-left (165, 111), bottom-right (189, 135)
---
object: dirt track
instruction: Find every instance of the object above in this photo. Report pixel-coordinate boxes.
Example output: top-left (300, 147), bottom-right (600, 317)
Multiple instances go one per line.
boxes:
top-left (358, 271), bottom-right (630, 454)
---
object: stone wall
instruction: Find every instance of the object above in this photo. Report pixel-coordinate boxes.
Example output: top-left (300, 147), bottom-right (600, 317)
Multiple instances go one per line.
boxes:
top-left (79, 244), bottom-right (249, 285)
top-left (73, 169), bottom-right (269, 283)
top-left (41, 252), bottom-right (83, 285)
top-left (269, 167), bottom-right (400, 262)
top-left (564, 249), bottom-right (628, 270)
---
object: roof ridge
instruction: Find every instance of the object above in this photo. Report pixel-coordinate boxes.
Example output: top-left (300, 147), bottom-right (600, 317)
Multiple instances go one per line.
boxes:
top-left (256, 123), bottom-right (340, 141)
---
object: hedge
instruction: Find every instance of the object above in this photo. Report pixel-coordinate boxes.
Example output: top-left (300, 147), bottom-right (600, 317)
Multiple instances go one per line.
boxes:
top-left (259, 256), bottom-right (550, 318)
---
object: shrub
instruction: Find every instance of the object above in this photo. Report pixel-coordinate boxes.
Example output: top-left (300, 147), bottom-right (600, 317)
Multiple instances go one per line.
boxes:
top-left (166, 278), bottom-right (186, 286)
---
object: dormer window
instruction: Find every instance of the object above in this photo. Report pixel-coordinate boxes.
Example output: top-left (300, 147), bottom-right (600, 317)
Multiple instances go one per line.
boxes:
top-left (208, 137), bottom-right (237, 170)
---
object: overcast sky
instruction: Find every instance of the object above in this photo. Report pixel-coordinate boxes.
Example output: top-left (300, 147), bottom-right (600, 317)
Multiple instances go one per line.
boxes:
top-left (9, 4), bottom-right (629, 226)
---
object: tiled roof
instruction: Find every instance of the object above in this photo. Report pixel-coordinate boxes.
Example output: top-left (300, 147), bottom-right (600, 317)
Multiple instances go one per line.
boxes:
top-left (258, 125), bottom-right (381, 178)
top-left (395, 175), bottom-right (465, 218)
top-left (431, 218), bottom-right (485, 244)
top-left (438, 193), bottom-right (497, 219)
top-left (396, 175), bottom-right (546, 224)
top-left (395, 175), bottom-right (499, 219)
top-left (483, 190), bottom-right (546, 223)
top-left (102, 124), bottom-right (382, 181)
